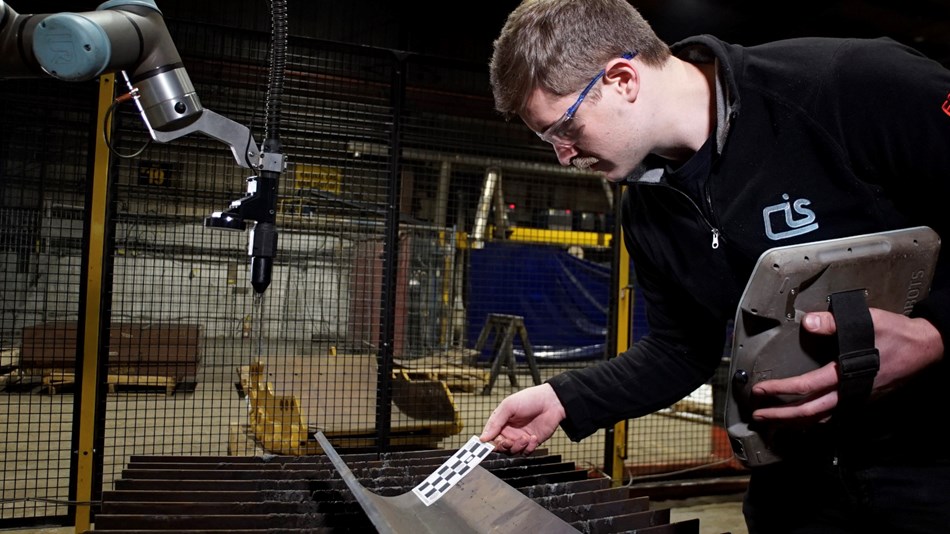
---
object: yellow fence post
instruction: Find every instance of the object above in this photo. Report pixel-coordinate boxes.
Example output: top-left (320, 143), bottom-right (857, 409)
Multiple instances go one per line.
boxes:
top-left (609, 234), bottom-right (631, 485)
top-left (74, 74), bottom-right (115, 533)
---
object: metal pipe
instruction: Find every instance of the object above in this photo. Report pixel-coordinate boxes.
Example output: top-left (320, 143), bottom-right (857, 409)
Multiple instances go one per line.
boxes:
top-left (491, 169), bottom-right (508, 239)
top-left (348, 141), bottom-right (602, 179)
top-left (434, 160), bottom-right (451, 228)
top-left (472, 167), bottom-right (499, 249)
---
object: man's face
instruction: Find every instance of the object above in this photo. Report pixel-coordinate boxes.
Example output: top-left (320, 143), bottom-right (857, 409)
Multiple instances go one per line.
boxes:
top-left (522, 81), bottom-right (646, 182)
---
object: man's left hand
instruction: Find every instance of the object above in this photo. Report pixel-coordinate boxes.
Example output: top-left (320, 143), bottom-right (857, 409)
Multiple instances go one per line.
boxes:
top-left (750, 308), bottom-right (943, 425)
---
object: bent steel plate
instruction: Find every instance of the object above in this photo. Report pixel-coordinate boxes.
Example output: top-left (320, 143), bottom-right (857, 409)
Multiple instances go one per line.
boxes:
top-left (725, 226), bottom-right (940, 468)
top-left (315, 432), bottom-right (580, 533)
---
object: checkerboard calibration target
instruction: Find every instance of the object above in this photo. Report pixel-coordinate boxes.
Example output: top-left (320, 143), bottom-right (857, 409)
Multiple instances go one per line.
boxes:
top-left (412, 436), bottom-right (495, 506)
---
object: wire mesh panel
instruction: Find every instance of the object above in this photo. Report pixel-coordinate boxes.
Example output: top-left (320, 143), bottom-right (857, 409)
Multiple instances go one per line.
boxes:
top-left (0, 1), bottom-right (745, 529)
top-left (0, 76), bottom-right (97, 526)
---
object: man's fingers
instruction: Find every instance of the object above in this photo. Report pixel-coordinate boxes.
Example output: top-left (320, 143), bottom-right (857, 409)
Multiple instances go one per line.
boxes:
top-left (479, 422), bottom-right (499, 443)
top-left (521, 440), bottom-right (539, 456)
top-left (479, 406), bottom-right (510, 442)
top-left (506, 434), bottom-right (538, 455)
top-left (752, 362), bottom-right (838, 397)
top-left (802, 311), bottom-right (837, 335)
top-left (478, 419), bottom-right (498, 443)
top-left (753, 391), bottom-right (838, 423)
top-left (751, 363), bottom-right (839, 424)
top-left (487, 430), bottom-right (539, 456)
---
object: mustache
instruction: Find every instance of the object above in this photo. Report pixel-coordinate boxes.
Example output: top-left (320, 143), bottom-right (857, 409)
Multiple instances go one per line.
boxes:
top-left (571, 156), bottom-right (599, 170)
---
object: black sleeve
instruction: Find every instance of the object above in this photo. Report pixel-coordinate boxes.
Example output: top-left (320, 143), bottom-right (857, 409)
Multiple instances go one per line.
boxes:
top-left (546, 206), bottom-right (727, 441)
top-left (547, 325), bottom-right (725, 441)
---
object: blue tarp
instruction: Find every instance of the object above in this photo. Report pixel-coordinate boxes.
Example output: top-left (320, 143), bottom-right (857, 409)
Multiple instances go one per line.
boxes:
top-left (467, 242), bottom-right (611, 361)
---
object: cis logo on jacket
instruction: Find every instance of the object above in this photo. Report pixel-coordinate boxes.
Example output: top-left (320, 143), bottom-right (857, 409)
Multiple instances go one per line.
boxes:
top-left (762, 193), bottom-right (819, 241)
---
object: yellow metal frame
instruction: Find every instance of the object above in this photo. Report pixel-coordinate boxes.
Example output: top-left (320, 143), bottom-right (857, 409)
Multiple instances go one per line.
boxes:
top-left (456, 227), bottom-right (613, 250)
top-left (506, 227), bottom-right (612, 248)
top-left (610, 232), bottom-right (631, 483)
top-left (74, 74), bottom-right (116, 532)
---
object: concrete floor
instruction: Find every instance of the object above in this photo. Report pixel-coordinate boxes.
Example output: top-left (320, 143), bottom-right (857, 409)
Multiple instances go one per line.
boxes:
top-left (667, 493), bottom-right (748, 534)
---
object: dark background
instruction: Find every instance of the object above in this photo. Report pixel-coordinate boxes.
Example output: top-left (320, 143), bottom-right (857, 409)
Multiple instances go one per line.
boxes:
top-left (13, 0), bottom-right (950, 67)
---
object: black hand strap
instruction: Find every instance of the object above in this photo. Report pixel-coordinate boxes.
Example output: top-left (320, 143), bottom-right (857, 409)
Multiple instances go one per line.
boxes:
top-left (828, 289), bottom-right (879, 416)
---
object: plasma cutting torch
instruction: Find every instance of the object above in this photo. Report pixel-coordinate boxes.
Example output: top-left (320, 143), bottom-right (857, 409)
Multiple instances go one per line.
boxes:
top-left (0, 0), bottom-right (286, 295)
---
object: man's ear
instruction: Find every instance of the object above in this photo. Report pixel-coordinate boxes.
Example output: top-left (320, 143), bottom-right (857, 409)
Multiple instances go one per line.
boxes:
top-left (603, 58), bottom-right (639, 102)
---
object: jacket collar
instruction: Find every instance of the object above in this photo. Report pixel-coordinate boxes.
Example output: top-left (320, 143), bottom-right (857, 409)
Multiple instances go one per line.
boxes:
top-left (626, 35), bottom-right (738, 184)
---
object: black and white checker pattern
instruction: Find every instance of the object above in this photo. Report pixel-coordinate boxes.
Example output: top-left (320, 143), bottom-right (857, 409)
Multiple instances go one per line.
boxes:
top-left (412, 436), bottom-right (495, 506)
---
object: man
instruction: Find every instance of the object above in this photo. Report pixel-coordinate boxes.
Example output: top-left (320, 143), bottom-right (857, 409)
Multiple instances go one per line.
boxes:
top-left (478, 1), bottom-right (950, 532)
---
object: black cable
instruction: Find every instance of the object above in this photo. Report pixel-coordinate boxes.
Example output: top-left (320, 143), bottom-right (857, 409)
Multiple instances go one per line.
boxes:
top-left (103, 96), bottom-right (151, 159)
top-left (264, 0), bottom-right (288, 149)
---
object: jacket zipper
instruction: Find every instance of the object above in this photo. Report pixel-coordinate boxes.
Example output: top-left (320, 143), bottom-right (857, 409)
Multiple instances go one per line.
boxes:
top-left (703, 178), bottom-right (721, 249)
top-left (639, 181), bottom-right (723, 249)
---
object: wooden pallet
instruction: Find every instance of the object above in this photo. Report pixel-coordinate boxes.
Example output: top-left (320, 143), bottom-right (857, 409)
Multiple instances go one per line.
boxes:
top-left (395, 366), bottom-right (488, 393)
top-left (667, 384), bottom-right (714, 418)
top-left (0, 367), bottom-right (23, 390)
top-left (42, 370), bottom-right (180, 395)
top-left (393, 349), bottom-right (488, 393)
top-left (1, 348), bottom-right (19, 384)
top-left (1, 347), bottom-right (18, 367)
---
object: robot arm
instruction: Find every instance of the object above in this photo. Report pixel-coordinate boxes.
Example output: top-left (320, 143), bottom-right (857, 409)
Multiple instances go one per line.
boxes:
top-left (1, 0), bottom-right (284, 295)
top-left (0, 0), bottom-right (260, 168)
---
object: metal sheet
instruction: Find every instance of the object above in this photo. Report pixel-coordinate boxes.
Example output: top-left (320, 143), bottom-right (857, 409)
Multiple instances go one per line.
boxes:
top-left (315, 432), bottom-right (580, 533)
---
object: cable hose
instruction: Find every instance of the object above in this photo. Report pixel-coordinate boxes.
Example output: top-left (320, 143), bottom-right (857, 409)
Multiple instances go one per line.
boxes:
top-left (264, 0), bottom-right (288, 150)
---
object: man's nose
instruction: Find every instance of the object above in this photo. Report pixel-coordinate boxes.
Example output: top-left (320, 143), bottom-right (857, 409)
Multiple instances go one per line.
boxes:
top-left (553, 143), bottom-right (576, 165)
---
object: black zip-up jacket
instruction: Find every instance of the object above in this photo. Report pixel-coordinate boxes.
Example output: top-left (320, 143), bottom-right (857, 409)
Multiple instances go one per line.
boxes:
top-left (547, 35), bottom-right (950, 462)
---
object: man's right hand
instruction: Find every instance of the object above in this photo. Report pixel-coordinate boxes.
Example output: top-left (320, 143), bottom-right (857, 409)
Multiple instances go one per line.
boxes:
top-left (479, 383), bottom-right (566, 455)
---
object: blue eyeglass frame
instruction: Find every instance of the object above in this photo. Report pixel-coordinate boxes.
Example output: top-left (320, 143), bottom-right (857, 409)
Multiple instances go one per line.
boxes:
top-left (538, 51), bottom-right (637, 146)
